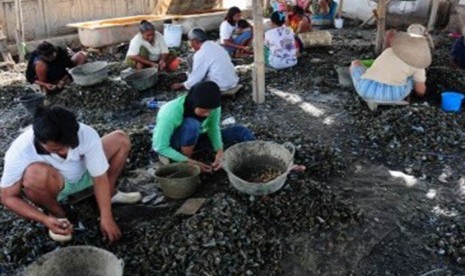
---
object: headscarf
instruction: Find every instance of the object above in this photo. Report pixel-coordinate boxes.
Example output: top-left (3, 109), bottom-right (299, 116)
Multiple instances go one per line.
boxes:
top-left (183, 81), bottom-right (221, 121)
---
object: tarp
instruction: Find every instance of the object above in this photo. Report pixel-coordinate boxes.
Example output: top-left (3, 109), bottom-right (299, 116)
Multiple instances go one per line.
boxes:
top-left (341, 0), bottom-right (432, 22)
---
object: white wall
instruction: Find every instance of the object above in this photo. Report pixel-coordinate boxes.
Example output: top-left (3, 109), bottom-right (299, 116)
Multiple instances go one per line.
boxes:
top-left (222, 0), bottom-right (252, 10)
top-left (341, 0), bottom-right (431, 22)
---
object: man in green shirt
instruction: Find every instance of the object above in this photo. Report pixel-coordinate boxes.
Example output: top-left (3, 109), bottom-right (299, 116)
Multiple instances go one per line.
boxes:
top-left (152, 81), bottom-right (255, 172)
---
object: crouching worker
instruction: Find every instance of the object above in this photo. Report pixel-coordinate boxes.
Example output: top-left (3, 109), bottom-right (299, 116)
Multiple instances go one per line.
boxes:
top-left (153, 81), bottom-right (255, 172)
top-left (25, 41), bottom-right (86, 93)
top-left (350, 30), bottom-right (432, 102)
top-left (126, 20), bottom-right (178, 72)
top-left (0, 106), bottom-right (141, 244)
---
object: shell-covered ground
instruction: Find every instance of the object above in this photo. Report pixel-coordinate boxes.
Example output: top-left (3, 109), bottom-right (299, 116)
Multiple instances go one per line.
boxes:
top-left (1, 21), bottom-right (465, 275)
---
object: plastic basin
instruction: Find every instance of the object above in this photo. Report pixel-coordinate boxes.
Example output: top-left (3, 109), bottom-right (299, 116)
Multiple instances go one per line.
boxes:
top-left (155, 163), bottom-right (201, 199)
top-left (122, 67), bottom-right (158, 91)
top-left (68, 61), bottom-right (109, 86)
top-left (24, 246), bottom-right (124, 276)
top-left (223, 141), bottom-right (295, 196)
top-left (18, 93), bottom-right (45, 115)
top-left (442, 92), bottom-right (464, 112)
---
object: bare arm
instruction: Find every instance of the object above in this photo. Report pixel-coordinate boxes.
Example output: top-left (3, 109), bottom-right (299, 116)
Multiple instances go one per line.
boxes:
top-left (414, 81), bottom-right (426, 97)
top-left (92, 173), bottom-right (121, 243)
top-left (1, 183), bottom-right (71, 235)
top-left (1, 182), bottom-right (48, 224)
top-left (127, 55), bottom-right (156, 67)
top-left (222, 39), bottom-right (247, 50)
top-left (34, 61), bottom-right (57, 91)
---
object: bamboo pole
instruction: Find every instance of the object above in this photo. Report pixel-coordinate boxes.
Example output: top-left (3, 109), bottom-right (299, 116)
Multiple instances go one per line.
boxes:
top-left (252, 0), bottom-right (265, 104)
top-left (14, 0), bottom-right (25, 61)
top-left (428, 0), bottom-right (440, 31)
top-left (336, 0), bottom-right (343, 18)
top-left (0, 26), bottom-right (15, 65)
top-left (375, 0), bottom-right (387, 54)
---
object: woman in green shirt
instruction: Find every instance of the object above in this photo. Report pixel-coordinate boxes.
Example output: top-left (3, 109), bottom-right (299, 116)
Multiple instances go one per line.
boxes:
top-left (152, 81), bottom-right (255, 172)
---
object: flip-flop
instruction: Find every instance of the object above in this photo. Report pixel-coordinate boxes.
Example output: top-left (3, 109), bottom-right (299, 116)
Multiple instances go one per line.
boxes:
top-left (48, 218), bottom-right (72, 242)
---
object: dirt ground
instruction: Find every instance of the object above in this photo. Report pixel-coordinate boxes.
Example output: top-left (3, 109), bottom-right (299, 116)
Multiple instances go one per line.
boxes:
top-left (1, 20), bottom-right (465, 275)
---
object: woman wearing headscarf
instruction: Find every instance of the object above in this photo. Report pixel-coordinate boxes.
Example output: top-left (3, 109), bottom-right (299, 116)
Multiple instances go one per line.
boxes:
top-left (350, 27), bottom-right (432, 103)
top-left (126, 20), bottom-right (177, 71)
top-left (220, 6), bottom-right (253, 56)
top-left (152, 81), bottom-right (255, 172)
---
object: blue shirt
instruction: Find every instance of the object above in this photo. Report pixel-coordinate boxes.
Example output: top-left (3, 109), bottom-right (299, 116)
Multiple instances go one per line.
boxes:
top-left (450, 36), bottom-right (465, 69)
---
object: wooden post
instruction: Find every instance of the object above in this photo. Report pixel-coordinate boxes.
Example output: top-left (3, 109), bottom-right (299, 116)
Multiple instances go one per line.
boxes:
top-left (14, 0), bottom-right (25, 61)
top-left (375, 0), bottom-right (387, 54)
top-left (428, 0), bottom-right (440, 31)
top-left (336, 0), bottom-right (343, 18)
top-left (0, 26), bottom-right (15, 66)
top-left (252, 0), bottom-right (265, 104)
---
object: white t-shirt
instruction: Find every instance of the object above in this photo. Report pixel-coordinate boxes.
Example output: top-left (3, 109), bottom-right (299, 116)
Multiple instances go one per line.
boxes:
top-left (265, 26), bottom-right (298, 69)
top-left (184, 41), bottom-right (239, 91)
top-left (0, 123), bottom-right (109, 188)
top-left (219, 21), bottom-right (236, 44)
top-left (126, 32), bottom-right (169, 61)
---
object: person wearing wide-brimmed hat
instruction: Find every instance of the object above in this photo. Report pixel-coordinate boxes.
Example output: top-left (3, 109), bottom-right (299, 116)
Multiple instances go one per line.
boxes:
top-left (450, 26), bottom-right (465, 70)
top-left (349, 30), bottom-right (432, 102)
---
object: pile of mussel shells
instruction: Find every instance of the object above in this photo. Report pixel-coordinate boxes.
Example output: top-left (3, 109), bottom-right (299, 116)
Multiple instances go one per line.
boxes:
top-left (48, 80), bottom-right (139, 111)
top-left (346, 97), bottom-right (465, 175)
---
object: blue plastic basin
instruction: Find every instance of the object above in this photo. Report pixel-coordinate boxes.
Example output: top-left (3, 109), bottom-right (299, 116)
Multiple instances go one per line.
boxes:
top-left (442, 92), bottom-right (464, 112)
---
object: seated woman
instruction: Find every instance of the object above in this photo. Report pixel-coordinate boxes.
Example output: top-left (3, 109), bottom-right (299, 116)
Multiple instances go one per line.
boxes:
top-left (310, 0), bottom-right (338, 26)
top-left (126, 20), bottom-right (177, 71)
top-left (296, 0), bottom-right (311, 13)
top-left (350, 31), bottom-right (432, 103)
top-left (25, 42), bottom-right (86, 93)
top-left (220, 6), bottom-right (253, 57)
top-left (287, 6), bottom-right (312, 52)
top-left (288, 6), bottom-right (312, 34)
top-left (450, 27), bottom-right (465, 70)
top-left (265, 11), bottom-right (298, 70)
top-left (152, 81), bottom-right (255, 172)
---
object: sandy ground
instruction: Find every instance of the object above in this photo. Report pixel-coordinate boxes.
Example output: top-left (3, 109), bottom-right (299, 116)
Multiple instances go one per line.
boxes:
top-left (1, 21), bottom-right (465, 275)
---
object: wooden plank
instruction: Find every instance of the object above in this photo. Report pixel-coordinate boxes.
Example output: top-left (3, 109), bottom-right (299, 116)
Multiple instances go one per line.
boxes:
top-left (252, 0), bottom-right (265, 104)
top-left (428, 0), bottom-right (439, 31)
top-left (14, 0), bottom-right (24, 61)
top-left (375, 0), bottom-right (387, 54)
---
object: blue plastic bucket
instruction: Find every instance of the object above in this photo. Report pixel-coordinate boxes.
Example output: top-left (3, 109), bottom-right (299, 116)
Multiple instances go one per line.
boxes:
top-left (441, 92), bottom-right (465, 112)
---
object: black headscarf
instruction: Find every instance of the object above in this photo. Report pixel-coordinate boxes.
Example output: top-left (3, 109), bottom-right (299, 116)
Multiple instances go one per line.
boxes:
top-left (183, 81), bottom-right (221, 120)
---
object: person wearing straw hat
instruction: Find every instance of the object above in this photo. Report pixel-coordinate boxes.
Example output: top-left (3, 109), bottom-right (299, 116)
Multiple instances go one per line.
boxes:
top-left (349, 29), bottom-right (432, 103)
top-left (450, 26), bottom-right (465, 70)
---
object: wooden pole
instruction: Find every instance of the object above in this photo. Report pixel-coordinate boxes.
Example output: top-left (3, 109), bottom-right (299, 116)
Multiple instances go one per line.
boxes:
top-left (428, 0), bottom-right (440, 31)
top-left (14, 0), bottom-right (25, 61)
top-left (0, 26), bottom-right (15, 66)
top-left (252, 0), bottom-right (265, 104)
top-left (359, 0), bottom-right (392, 28)
top-left (375, 0), bottom-right (387, 54)
top-left (336, 0), bottom-right (343, 18)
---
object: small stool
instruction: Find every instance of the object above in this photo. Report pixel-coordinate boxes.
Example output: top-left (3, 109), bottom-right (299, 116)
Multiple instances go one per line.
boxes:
top-left (365, 100), bottom-right (409, 111)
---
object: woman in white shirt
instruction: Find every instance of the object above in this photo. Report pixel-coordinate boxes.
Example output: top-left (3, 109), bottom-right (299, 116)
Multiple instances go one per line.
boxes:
top-left (219, 7), bottom-right (253, 56)
top-left (126, 20), bottom-right (178, 71)
top-left (265, 11), bottom-right (298, 70)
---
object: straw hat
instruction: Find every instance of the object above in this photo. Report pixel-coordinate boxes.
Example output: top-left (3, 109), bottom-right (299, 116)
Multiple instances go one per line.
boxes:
top-left (391, 31), bottom-right (432, 69)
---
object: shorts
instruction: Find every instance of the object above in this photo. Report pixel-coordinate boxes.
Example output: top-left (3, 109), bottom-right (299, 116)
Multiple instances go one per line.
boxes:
top-left (57, 172), bottom-right (93, 202)
top-left (350, 64), bottom-right (413, 102)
